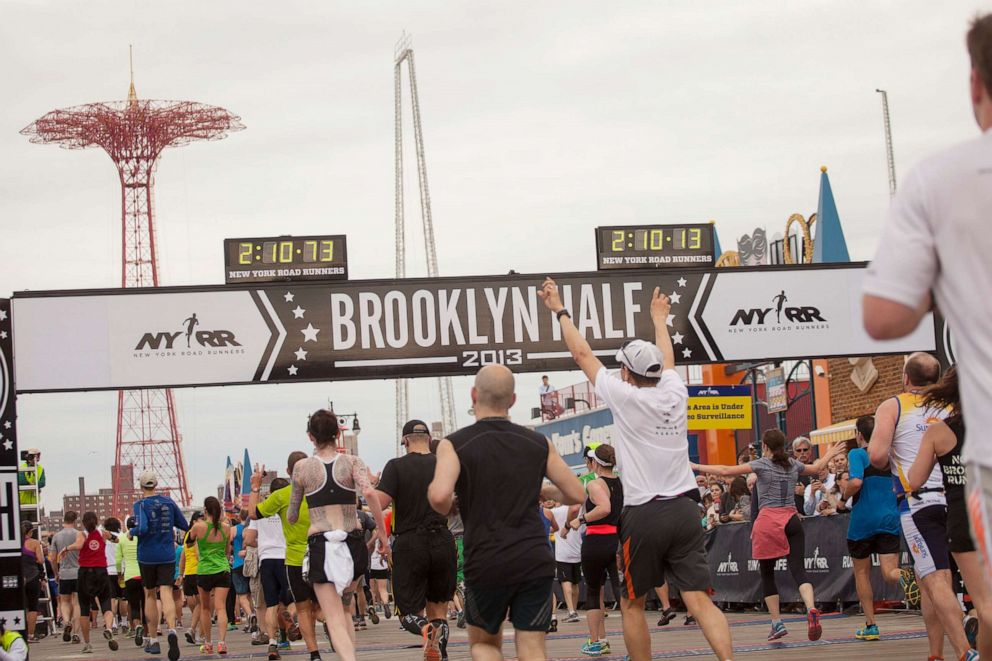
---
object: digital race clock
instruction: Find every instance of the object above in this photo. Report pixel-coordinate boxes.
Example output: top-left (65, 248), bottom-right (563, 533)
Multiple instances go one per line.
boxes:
top-left (224, 235), bottom-right (348, 284)
top-left (595, 223), bottom-right (715, 270)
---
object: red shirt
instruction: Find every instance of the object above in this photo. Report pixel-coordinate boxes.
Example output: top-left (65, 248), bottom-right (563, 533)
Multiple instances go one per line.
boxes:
top-left (78, 529), bottom-right (106, 568)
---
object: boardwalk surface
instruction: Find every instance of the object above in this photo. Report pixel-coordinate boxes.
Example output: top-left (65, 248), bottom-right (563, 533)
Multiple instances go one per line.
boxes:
top-left (33, 610), bottom-right (935, 659)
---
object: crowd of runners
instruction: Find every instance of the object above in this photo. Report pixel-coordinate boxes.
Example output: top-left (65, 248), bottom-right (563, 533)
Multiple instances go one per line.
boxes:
top-left (10, 13), bottom-right (992, 661)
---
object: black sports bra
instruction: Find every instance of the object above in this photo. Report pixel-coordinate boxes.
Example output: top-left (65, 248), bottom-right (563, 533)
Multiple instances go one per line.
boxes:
top-left (304, 457), bottom-right (356, 508)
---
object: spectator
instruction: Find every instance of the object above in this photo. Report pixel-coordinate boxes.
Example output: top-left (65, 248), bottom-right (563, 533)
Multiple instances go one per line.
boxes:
top-left (720, 477), bottom-right (751, 523)
top-left (706, 483), bottom-right (724, 529)
top-left (803, 467), bottom-right (832, 516)
top-left (791, 438), bottom-right (814, 512)
top-left (538, 376), bottom-right (563, 419)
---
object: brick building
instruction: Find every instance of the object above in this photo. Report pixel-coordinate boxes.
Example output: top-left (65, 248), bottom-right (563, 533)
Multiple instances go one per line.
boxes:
top-left (827, 355), bottom-right (906, 424)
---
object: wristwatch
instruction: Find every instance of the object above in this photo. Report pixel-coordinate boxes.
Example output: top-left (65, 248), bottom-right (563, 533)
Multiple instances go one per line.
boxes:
top-left (578, 514), bottom-right (587, 525)
top-left (556, 309), bottom-right (571, 321)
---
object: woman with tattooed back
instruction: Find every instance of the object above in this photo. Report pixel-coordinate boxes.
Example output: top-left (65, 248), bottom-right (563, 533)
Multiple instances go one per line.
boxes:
top-left (287, 409), bottom-right (389, 661)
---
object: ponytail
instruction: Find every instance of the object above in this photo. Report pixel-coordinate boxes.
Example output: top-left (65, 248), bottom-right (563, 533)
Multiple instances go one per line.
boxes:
top-left (203, 496), bottom-right (222, 528)
top-left (762, 429), bottom-right (791, 470)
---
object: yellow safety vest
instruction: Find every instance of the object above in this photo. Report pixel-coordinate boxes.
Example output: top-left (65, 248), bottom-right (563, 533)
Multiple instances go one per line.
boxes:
top-left (19, 463), bottom-right (43, 506)
top-left (1, 629), bottom-right (26, 658)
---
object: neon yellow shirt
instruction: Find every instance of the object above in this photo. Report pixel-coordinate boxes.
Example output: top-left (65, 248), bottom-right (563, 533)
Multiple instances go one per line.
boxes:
top-left (257, 485), bottom-right (310, 567)
top-left (182, 531), bottom-right (199, 575)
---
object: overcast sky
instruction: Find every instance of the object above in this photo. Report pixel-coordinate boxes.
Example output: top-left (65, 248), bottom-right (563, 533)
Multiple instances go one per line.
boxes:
top-left (0, 1), bottom-right (985, 512)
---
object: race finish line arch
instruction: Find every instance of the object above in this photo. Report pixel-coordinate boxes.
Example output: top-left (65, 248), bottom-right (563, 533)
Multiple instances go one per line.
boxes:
top-left (0, 263), bottom-right (935, 624)
top-left (10, 262), bottom-right (934, 393)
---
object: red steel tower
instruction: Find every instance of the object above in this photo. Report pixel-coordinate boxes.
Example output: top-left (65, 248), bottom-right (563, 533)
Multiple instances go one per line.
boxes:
top-left (21, 69), bottom-right (244, 513)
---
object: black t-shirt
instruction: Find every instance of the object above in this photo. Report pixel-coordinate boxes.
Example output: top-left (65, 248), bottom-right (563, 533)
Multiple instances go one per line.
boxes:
top-left (378, 452), bottom-right (448, 536)
top-left (448, 418), bottom-right (553, 588)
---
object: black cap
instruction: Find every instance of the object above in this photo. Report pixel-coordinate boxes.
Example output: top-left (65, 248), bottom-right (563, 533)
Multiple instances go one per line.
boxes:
top-left (402, 419), bottom-right (430, 436)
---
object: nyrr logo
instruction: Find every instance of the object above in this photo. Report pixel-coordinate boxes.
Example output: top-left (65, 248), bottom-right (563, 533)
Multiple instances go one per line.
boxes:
top-left (729, 289), bottom-right (827, 327)
top-left (716, 553), bottom-right (739, 575)
top-left (805, 547), bottom-right (829, 571)
top-left (842, 555), bottom-right (853, 569)
top-left (134, 312), bottom-right (242, 351)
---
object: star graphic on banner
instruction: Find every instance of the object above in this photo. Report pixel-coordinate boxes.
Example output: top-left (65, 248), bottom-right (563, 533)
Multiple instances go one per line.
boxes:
top-left (294, 347), bottom-right (308, 361)
top-left (677, 277), bottom-right (687, 288)
top-left (0, 331), bottom-right (6, 340)
top-left (12, 617), bottom-right (19, 626)
top-left (292, 306), bottom-right (306, 319)
top-left (669, 291), bottom-right (681, 305)
top-left (0, 310), bottom-right (7, 321)
top-left (672, 331), bottom-right (684, 345)
top-left (288, 365), bottom-right (299, 376)
top-left (2, 421), bottom-right (9, 429)
top-left (301, 323), bottom-right (320, 342)
top-left (666, 314), bottom-right (675, 327)
top-left (2, 439), bottom-right (10, 451)
top-left (284, 292), bottom-right (295, 303)
top-left (682, 348), bottom-right (693, 358)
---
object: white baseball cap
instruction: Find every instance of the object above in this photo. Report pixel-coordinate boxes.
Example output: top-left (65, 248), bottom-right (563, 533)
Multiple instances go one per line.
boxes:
top-left (138, 471), bottom-right (158, 489)
top-left (615, 339), bottom-right (664, 377)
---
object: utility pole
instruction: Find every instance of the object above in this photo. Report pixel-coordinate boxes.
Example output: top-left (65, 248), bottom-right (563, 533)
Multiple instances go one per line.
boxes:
top-left (876, 89), bottom-right (897, 198)
top-left (394, 32), bottom-right (458, 454)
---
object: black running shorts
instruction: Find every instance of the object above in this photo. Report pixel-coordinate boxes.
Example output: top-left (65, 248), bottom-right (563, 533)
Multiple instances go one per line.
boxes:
top-left (139, 562), bottom-right (175, 588)
top-left (947, 500), bottom-right (976, 554)
top-left (286, 564), bottom-right (314, 603)
top-left (464, 575), bottom-right (554, 635)
top-left (555, 561), bottom-right (581, 584)
top-left (391, 529), bottom-right (457, 615)
top-left (78, 567), bottom-right (111, 617)
top-left (197, 571), bottom-right (231, 592)
top-left (182, 574), bottom-right (198, 597)
top-left (618, 497), bottom-right (711, 599)
top-left (847, 533), bottom-right (901, 559)
top-left (581, 534), bottom-right (619, 597)
top-left (306, 531), bottom-right (369, 588)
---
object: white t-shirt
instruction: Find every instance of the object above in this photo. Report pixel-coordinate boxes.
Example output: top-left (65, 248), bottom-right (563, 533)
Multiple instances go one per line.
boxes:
top-left (594, 367), bottom-right (697, 505)
top-left (550, 505), bottom-right (582, 563)
top-left (105, 539), bottom-right (118, 575)
top-left (863, 130), bottom-right (992, 468)
top-left (250, 515), bottom-right (286, 561)
top-left (370, 540), bottom-right (388, 571)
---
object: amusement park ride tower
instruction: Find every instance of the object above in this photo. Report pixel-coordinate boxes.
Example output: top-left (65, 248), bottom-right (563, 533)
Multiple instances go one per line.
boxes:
top-left (21, 56), bottom-right (244, 512)
top-left (394, 33), bottom-right (457, 451)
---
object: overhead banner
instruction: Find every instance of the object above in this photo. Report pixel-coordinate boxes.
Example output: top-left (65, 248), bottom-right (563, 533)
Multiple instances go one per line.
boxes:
top-left (686, 385), bottom-right (752, 430)
top-left (12, 263), bottom-right (935, 393)
top-left (0, 300), bottom-right (25, 630)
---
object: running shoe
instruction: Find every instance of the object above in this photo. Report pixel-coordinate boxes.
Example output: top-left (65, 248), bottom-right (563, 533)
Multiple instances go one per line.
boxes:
top-left (72, 634), bottom-right (81, 644)
top-left (81, 642), bottom-right (93, 653)
top-left (900, 567), bottom-right (921, 607)
top-left (63, 622), bottom-right (72, 643)
top-left (286, 619), bottom-right (302, 641)
top-left (768, 621), bottom-right (788, 641)
top-left (683, 615), bottom-right (696, 626)
top-left (657, 607), bottom-right (676, 626)
top-left (167, 630), bottom-right (180, 661)
top-left (103, 629), bottom-right (119, 651)
top-left (600, 639), bottom-right (611, 654)
top-left (252, 635), bottom-right (270, 646)
top-left (964, 614), bottom-right (979, 649)
top-left (548, 617), bottom-right (558, 633)
top-left (200, 642), bottom-right (214, 653)
top-left (268, 643), bottom-right (281, 660)
top-left (855, 622), bottom-right (880, 641)
top-left (423, 622), bottom-right (442, 661)
top-left (134, 624), bottom-right (144, 647)
top-left (250, 613), bottom-right (258, 633)
top-left (564, 611), bottom-right (580, 623)
top-left (218, 641), bottom-right (228, 655)
top-left (964, 649), bottom-right (980, 661)
top-left (807, 608), bottom-right (822, 641)
top-left (147, 641), bottom-right (161, 655)
top-left (456, 610), bottom-right (466, 629)
top-left (227, 622), bottom-right (238, 631)
top-left (368, 605), bottom-right (380, 625)
top-left (581, 639), bottom-right (603, 656)
top-left (185, 630), bottom-right (197, 645)
top-left (278, 640), bottom-right (291, 649)
top-left (384, 602), bottom-right (393, 619)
